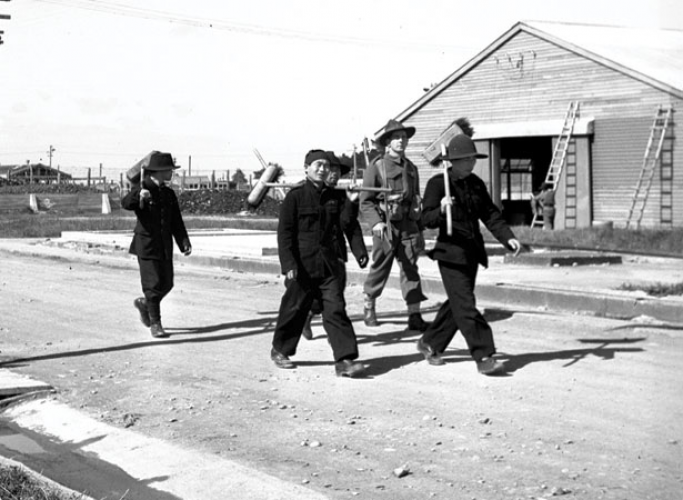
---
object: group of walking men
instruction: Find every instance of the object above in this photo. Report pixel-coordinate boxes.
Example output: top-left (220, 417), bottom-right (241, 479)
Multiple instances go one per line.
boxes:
top-left (270, 119), bottom-right (521, 378)
top-left (121, 119), bottom-right (521, 378)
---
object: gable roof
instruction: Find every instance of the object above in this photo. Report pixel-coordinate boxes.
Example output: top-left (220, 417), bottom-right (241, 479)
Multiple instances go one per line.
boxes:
top-left (396, 21), bottom-right (683, 123)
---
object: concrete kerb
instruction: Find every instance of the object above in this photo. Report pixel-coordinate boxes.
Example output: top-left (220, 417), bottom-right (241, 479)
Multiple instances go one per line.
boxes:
top-left (6, 231), bottom-right (683, 324)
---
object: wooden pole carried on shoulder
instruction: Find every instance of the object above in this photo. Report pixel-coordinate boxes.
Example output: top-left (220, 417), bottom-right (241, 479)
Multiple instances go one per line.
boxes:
top-left (441, 143), bottom-right (453, 236)
top-left (139, 166), bottom-right (145, 209)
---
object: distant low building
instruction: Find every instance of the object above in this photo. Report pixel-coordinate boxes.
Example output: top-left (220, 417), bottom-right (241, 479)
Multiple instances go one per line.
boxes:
top-left (0, 163), bottom-right (73, 184)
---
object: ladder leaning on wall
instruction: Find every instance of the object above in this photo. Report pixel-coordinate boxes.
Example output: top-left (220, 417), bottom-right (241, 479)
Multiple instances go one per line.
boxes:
top-left (531, 101), bottom-right (580, 228)
top-left (625, 105), bottom-right (673, 229)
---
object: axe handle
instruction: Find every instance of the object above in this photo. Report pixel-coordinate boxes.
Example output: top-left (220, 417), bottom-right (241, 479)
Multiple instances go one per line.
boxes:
top-left (441, 144), bottom-right (453, 236)
top-left (139, 166), bottom-right (145, 209)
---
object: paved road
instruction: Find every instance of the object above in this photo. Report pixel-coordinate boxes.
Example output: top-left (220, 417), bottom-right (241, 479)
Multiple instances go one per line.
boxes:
top-left (0, 241), bottom-right (681, 499)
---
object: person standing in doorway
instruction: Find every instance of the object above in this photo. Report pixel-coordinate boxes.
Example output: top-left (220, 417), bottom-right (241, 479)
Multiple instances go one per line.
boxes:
top-left (534, 182), bottom-right (556, 230)
top-left (417, 134), bottom-right (521, 375)
top-left (359, 119), bottom-right (428, 331)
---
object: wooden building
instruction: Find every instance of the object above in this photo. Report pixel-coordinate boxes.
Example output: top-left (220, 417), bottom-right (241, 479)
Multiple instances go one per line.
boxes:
top-left (387, 21), bottom-right (683, 229)
top-left (0, 163), bottom-right (72, 184)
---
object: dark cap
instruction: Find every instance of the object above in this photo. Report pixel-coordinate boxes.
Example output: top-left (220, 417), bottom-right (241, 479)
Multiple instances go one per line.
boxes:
top-left (431, 134), bottom-right (487, 164)
top-left (375, 119), bottom-right (416, 146)
top-left (305, 149), bottom-right (329, 165)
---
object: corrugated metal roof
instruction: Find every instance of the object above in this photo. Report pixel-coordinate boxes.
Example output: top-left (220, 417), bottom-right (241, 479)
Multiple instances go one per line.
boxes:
top-left (394, 21), bottom-right (683, 125)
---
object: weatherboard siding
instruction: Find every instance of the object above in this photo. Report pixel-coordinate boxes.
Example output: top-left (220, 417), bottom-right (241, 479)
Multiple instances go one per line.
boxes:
top-left (401, 30), bottom-right (682, 227)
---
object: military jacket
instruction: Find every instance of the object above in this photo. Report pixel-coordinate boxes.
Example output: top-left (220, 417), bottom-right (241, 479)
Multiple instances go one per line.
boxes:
top-left (359, 153), bottom-right (422, 236)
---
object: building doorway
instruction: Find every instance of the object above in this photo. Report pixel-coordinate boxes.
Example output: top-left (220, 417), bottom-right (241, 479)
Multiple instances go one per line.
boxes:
top-left (499, 136), bottom-right (553, 225)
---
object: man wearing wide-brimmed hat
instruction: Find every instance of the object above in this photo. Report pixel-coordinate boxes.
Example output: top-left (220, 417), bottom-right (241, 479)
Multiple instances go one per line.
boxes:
top-left (416, 134), bottom-right (521, 375)
top-left (359, 118), bottom-right (429, 331)
top-left (122, 151), bottom-right (192, 339)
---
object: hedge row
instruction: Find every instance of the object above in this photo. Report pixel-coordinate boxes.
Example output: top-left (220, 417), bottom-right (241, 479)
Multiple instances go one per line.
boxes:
top-left (0, 185), bottom-right (282, 218)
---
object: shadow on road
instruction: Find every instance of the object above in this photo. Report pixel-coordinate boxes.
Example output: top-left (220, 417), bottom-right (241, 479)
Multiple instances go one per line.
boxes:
top-left (0, 314), bottom-right (281, 368)
top-left (501, 337), bottom-right (647, 372)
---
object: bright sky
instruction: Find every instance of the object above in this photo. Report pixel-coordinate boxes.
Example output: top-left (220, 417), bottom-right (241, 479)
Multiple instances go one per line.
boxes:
top-left (1, 0), bottom-right (681, 181)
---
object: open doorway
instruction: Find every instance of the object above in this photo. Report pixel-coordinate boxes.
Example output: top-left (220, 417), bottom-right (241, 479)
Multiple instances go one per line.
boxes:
top-left (499, 136), bottom-right (553, 225)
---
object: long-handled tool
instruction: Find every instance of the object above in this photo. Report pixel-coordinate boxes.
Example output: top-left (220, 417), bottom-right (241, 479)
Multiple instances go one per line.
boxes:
top-left (441, 143), bottom-right (453, 236)
top-left (139, 166), bottom-right (146, 209)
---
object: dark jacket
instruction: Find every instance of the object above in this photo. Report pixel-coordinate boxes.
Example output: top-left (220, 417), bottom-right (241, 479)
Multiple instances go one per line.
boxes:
top-left (360, 153), bottom-right (423, 235)
top-left (121, 179), bottom-right (190, 260)
top-left (422, 172), bottom-right (515, 268)
top-left (278, 180), bottom-right (357, 279)
top-left (340, 197), bottom-right (368, 266)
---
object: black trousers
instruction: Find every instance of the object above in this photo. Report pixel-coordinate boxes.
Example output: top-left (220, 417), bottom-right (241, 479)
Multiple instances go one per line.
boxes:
top-left (138, 257), bottom-right (174, 323)
top-left (273, 273), bottom-right (358, 362)
top-left (421, 260), bottom-right (495, 361)
top-left (309, 265), bottom-right (346, 315)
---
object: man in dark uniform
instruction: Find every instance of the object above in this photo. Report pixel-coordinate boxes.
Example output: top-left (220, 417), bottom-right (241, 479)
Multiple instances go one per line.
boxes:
top-left (270, 149), bottom-right (365, 377)
top-left (360, 119), bottom-right (428, 331)
top-left (417, 134), bottom-right (521, 375)
top-left (121, 152), bottom-right (192, 338)
top-left (301, 151), bottom-right (368, 340)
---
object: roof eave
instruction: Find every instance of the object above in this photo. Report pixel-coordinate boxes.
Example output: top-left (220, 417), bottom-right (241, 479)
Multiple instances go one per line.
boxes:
top-left (388, 21), bottom-right (683, 131)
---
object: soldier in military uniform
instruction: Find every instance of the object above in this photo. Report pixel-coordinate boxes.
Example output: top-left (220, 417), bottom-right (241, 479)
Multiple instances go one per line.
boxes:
top-left (121, 152), bottom-right (192, 339)
top-left (359, 119), bottom-right (428, 331)
top-left (417, 134), bottom-right (521, 375)
top-left (270, 149), bottom-right (365, 377)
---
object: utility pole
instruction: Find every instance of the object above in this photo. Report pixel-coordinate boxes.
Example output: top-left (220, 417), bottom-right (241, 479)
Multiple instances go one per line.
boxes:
top-left (1, 0), bottom-right (11, 46)
top-left (47, 145), bottom-right (56, 168)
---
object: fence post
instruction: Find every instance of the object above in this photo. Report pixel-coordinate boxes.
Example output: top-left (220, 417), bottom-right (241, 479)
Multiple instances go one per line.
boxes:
top-left (211, 170), bottom-right (216, 189)
top-left (87, 168), bottom-right (91, 187)
top-left (101, 193), bottom-right (111, 214)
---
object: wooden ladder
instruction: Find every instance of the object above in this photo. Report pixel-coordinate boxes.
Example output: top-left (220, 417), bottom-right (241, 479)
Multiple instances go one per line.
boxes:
top-left (531, 101), bottom-right (580, 227)
top-left (625, 105), bottom-right (673, 229)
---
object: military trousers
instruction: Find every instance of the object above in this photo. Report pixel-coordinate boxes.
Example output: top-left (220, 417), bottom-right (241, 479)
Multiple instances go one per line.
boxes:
top-left (363, 231), bottom-right (427, 306)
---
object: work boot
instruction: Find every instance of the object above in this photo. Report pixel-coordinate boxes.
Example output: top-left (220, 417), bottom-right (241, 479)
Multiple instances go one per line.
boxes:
top-left (417, 338), bottom-right (445, 366)
top-left (133, 297), bottom-right (151, 327)
top-left (364, 307), bottom-right (379, 327)
top-left (302, 312), bottom-right (314, 340)
top-left (150, 323), bottom-right (169, 339)
top-left (271, 348), bottom-right (295, 369)
top-left (476, 357), bottom-right (506, 376)
top-left (335, 359), bottom-right (366, 378)
top-left (407, 313), bottom-right (429, 332)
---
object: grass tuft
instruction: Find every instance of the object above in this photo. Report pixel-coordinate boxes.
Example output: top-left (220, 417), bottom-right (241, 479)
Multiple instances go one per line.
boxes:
top-left (0, 465), bottom-right (86, 500)
top-left (617, 281), bottom-right (683, 297)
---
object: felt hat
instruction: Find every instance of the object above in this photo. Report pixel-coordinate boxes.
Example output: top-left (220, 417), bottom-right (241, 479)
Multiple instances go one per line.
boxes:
top-left (145, 151), bottom-right (178, 171)
top-left (326, 151), bottom-right (351, 176)
top-left (375, 119), bottom-right (416, 146)
top-left (433, 134), bottom-right (487, 164)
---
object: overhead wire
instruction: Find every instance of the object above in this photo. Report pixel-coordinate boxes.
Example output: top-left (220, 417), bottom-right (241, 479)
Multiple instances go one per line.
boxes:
top-left (30, 0), bottom-right (477, 53)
